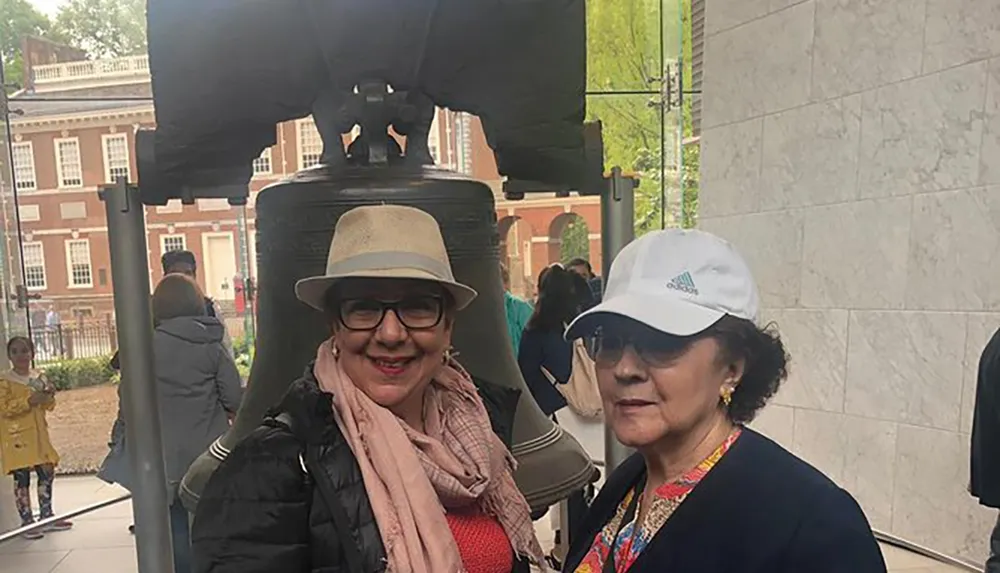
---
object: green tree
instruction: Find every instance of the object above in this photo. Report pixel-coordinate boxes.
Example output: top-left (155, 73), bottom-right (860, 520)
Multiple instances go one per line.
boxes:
top-left (53, 0), bottom-right (146, 59)
top-left (585, 0), bottom-right (701, 233)
top-left (560, 219), bottom-right (591, 263)
top-left (0, 0), bottom-right (53, 91)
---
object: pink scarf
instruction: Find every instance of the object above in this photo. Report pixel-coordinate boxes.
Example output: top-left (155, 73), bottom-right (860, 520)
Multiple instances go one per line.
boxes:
top-left (313, 339), bottom-right (544, 573)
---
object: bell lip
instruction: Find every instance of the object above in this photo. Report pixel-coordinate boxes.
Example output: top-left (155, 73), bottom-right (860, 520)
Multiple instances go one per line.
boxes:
top-left (294, 270), bottom-right (478, 312)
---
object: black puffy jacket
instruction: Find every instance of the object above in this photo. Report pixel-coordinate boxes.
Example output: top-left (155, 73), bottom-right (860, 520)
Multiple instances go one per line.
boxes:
top-left (191, 365), bottom-right (529, 573)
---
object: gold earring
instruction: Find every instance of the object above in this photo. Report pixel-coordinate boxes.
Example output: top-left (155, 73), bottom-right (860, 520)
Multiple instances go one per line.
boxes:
top-left (442, 346), bottom-right (454, 365)
top-left (331, 344), bottom-right (340, 360)
top-left (721, 386), bottom-right (734, 407)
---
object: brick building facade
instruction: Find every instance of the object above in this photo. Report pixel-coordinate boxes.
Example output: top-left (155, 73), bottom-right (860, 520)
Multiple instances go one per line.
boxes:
top-left (4, 52), bottom-right (601, 332)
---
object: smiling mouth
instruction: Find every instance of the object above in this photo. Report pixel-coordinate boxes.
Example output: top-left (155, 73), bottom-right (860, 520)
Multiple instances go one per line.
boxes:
top-left (369, 356), bottom-right (416, 375)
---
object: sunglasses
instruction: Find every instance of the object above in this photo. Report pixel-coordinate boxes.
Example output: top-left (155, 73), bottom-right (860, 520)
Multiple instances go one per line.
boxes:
top-left (587, 327), bottom-right (695, 367)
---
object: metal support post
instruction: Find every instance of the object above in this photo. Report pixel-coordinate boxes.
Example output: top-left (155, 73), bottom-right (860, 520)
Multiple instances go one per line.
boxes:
top-left (601, 166), bottom-right (636, 473)
top-left (100, 178), bottom-right (174, 573)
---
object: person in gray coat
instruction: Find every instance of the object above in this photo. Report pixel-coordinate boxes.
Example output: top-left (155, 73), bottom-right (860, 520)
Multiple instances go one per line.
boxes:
top-left (99, 273), bottom-right (242, 573)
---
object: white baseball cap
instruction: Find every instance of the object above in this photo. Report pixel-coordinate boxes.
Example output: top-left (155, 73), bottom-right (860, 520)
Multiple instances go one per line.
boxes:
top-left (565, 229), bottom-right (760, 339)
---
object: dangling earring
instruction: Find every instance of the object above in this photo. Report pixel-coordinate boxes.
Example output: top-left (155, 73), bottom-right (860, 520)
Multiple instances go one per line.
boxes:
top-left (331, 343), bottom-right (340, 360)
top-left (442, 346), bottom-right (454, 365)
top-left (721, 385), bottom-right (735, 407)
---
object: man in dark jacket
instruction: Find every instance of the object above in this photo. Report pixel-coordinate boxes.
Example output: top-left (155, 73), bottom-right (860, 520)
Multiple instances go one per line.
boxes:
top-left (971, 326), bottom-right (1000, 573)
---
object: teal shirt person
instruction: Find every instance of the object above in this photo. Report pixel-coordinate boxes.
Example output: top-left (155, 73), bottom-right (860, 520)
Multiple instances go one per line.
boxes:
top-left (504, 291), bottom-right (533, 358)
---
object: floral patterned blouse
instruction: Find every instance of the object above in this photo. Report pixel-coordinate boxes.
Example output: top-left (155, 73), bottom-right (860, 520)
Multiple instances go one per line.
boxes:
top-left (574, 428), bottom-right (742, 573)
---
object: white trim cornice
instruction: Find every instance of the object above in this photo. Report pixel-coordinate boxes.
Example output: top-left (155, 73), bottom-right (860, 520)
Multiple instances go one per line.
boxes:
top-left (10, 106), bottom-right (155, 132)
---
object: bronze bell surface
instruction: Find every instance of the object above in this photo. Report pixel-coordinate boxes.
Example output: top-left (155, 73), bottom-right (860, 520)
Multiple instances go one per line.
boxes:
top-left (180, 163), bottom-right (595, 513)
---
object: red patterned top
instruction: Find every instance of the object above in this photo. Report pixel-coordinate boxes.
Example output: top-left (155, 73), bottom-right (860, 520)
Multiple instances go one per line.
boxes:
top-left (446, 508), bottom-right (514, 573)
top-left (574, 428), bottom-right (743, 573)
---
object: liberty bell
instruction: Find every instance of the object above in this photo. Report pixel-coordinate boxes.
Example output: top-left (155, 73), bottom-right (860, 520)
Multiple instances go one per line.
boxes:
top-left (179, 84), bottom-right (595, 513)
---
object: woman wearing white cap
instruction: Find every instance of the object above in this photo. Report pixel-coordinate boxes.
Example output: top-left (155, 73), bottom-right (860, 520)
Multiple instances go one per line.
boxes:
top-left (191, 205), bottom-right (543, 573)
top-left (561, 229), bottom-right (885, 573)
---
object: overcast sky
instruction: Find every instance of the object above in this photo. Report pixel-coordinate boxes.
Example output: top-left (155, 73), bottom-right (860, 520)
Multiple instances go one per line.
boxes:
top-left (29, 0), bottom-right (66, 18)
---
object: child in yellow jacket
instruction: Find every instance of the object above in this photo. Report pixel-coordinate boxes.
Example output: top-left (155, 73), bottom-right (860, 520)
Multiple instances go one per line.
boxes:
top-left (0, 336), bottom-right (72, 539)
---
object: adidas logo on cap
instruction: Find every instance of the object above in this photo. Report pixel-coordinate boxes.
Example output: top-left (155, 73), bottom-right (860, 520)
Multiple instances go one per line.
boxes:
top-left (667, 271), bottom-right (699, 295)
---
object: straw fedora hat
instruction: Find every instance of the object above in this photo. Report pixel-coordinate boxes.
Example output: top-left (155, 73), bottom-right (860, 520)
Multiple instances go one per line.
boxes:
top-left (294, 204), bottom-right (478, 311)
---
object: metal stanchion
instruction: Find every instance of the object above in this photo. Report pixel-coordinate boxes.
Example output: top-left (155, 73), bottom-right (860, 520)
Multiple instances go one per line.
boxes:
top-left (100, 178), bottom-right (175, 573)
top-left (601, 166), bottom-right (637, 473)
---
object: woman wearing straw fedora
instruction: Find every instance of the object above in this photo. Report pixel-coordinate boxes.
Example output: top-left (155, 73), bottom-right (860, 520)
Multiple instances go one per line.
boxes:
top-left (561, 229), bottom-right (885, 573)
top-left (191, 205), bottom-right (543, 573)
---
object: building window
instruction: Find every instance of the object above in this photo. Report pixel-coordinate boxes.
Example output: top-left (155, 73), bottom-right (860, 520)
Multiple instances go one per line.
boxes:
top-left (428, 110), bottom-right (442, 165)
top-left (161, 234), bottom-right (186, 256)
top-left (22, 242), bottom-right (46, 290)
top-left (18, 204), bottom-right (40, 223)
top-left (102, 133), bottom-right (130, 183)
top-left (11, 143), bottom-right (37, 191)
top-left (253, 148), bottom-right (273, 176)
top-left (59, 201), bottom-right (87, 220)
top-left (198, 198), bottom-right (231, 211)
top-left (65, 239), bottom-right (93, 288)
top-left (297, 118), bottom-right (322, 170)
top-left (54, 138), bottom-right (83, 188)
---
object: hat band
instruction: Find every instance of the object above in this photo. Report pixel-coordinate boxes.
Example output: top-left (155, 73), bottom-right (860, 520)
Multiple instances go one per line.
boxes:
top-left (326, 251), bottom-right (453, 280)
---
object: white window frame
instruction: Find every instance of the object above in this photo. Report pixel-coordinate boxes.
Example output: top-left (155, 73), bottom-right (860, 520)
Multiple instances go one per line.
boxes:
top-left (252, 148), bottom-right (273, 177)
top-left (11, 142), bottom-right (37, 192)
top-left (22, 241), bottom-right (46, 291)
top-left (297, 118), bottom-right (323, 170)
top-left (54, 137), bottom-right (84, 188)
top-left (160, 234), bottom-right (186, 257)
top-left (155, 202), bottom-right (183, 214)
top-left (64, 239), bottom-right (93, 288)
top-left (101, 133), bottom-right (131, 183)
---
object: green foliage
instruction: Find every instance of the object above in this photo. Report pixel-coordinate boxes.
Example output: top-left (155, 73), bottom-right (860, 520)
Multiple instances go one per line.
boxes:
top-left (43, 355), bottom-right (116, 391)
top-left (232, 333), bottom-right (254, 382)
top-left (52, 0), bottom-right (146, 59)
top-left (585, 0), bottom-right (701, 233)
top-left (0, 0), bottom-right (51, 91)
top-left (560, 219), bottom-right (591, 263)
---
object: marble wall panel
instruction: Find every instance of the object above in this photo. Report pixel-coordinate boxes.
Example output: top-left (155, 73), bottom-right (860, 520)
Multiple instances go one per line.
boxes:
top-left (845, 311), bottom-right (967, 431)
top-left (697, 210), bottom-right (804, 308)
top-left (760, 96), bottom-right (862, 210)
top-left (858, 61), bottom-right (988, 199)
top-left (705, 0), bottom-right (771, 36)
top-left (906, 187), bottom-right (1000, 311)
top-left (840, 416), bottom-right (898, 531)
top-left (800, 197), bottom-right (911, 309)
top-left (982, 59), bottom-right (1000, 186)
top-left (749, 403), bottom-right (796, 446)
top-left (923, 0), bottom-right (1000, 74)
top-left (702, 2), bottom-right (814, 128)
top-left (698, 119), bottom-right (763, 218)
top-left (811, 0), bottom-right (926, 100)
top-left (765, 309), bottom-right (849, 411)
top-left (792, 409), bottom-right (848, 483)
top-left (892, 425), bottom-right (995, 562)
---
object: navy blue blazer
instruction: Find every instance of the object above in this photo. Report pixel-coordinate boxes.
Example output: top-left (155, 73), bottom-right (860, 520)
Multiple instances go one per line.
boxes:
top-left (563, 428), bottom-right (887, 573)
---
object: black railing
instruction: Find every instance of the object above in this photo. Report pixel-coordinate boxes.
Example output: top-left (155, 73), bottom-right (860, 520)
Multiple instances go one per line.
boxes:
top-left (32, 319), bottom-right (118, 362)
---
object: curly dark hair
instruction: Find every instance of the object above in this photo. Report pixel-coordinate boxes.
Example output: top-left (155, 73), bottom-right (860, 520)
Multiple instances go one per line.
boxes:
top-left (705, 315), bottom-right (789, 424)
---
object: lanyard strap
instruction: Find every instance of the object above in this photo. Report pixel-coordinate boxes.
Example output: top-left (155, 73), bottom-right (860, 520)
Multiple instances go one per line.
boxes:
top-left (602, 475), bottom-right (647, 573)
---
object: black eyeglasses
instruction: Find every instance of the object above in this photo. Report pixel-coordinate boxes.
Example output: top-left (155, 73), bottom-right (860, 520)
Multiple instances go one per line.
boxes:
top-left (588, 328), bottom-right (695, 367)
top-left (338, 296), bottom-right (445, 331)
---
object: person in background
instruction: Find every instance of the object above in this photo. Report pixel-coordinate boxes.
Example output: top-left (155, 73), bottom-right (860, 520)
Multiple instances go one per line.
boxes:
top-left (518, 266), bottom-right (579, 418)
top-left (562, 229), bottom-right (884, 573)
top-left (100, 274), bottom-right (242, 572)
top-left (566, 257), bottom-right (603, 303)
top-left (109, 249), bottom-right (233, 371)
top-left (0, 336), bottom-right (73, 539)
top-left (501, 263), bottom-right (533, 359)
top-left (971, 324), bottom-right (1000, 573)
